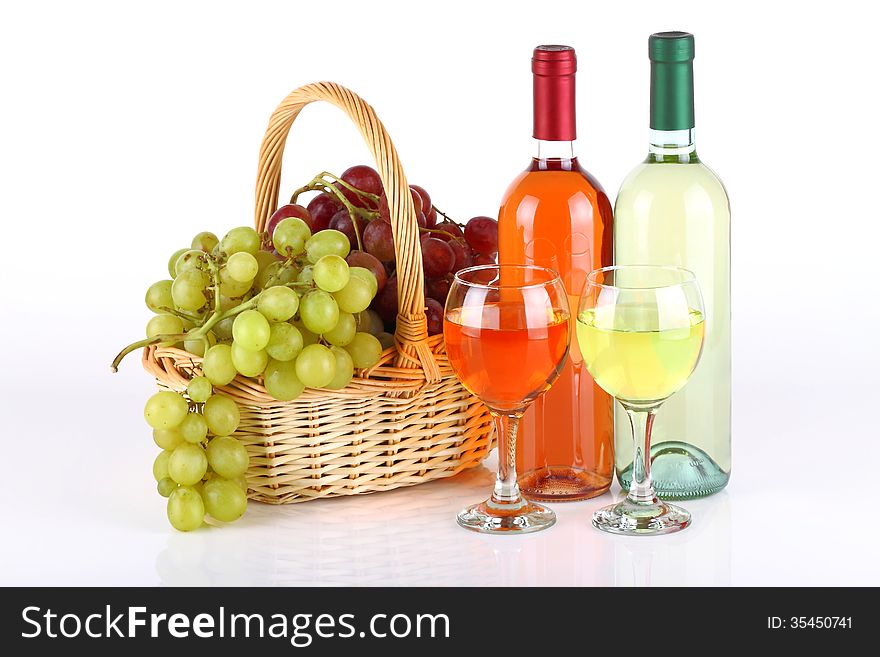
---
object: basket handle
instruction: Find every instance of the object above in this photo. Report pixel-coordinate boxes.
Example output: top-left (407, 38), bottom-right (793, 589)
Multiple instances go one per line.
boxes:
top-left (254, 82), bottom-right (439, 382)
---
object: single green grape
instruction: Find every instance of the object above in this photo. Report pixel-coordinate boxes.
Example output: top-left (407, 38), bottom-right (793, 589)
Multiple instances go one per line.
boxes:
top-left (153, 427), bottom-right (183, 451)
top-left (144, 391), bottom-right (189, 430)
top-left (183, 330), bottom-right (216, 357)
top-left (168, 248), bottom-right (188, 278)
top-left (299, 290), bottom-right (340, 334)
top-left (333, 277), bottom-right (373, 314)
top-left (326, 346), bottom-right (355, 390)
top-left (232, 309), bottom-right (271, 351)
top-left (145, 280), bottom-right (174, 313)
top-left (206, 435), bottom-right (250, 479)
top-left (146, 314), bottom-right (184, 345)
top-left (157, 477), bottom-right (178, 498)
top-left (345, 332), bottom-right (383, 369)
top-left (171, 269), bottom-right (208, 311)
top-left (153, 450), bottom-right (173, 481)
top-left (202, 344), bottom-right (236, 386)
top-left (219, 266), bottom-right (252, 297)
top-left (169, 443), bottom-right (208, 486)
top-left (231, 342), bottom-right (268, 377)
top-left (291, 319), bottom-right (320, 347)
top-left (191, 231), bottom-right (219, 253)
top-left (203, 394), bottom-right (240, 436)
top-left (355, 309), bottom-right (385, 336)
top-left (273, 217), bottom-right (311, 257)
top-left (179, 412), bottom-right (208, 444)
top-left (313, 254), bottom-right (351, 293)
top-left (265, 322), bottom-right (303, 361)
top-left (220, 226), bottom-right (261, 256)
top-left (348, 266), bottom-right (378, 297)
top-left (227, 251), bottom-right (259, 283)
top-left (187, 376), bottom-right (213, 403)
top-left (263, 358), bottom-right (305, 401)
top-left (305, 229), bottom-right (350, 264)
top-left (174, 249), bottom-right (208, 277)
top-left (257, 286), bottom-right (299, 322)
top-left (376, 331), bottom-right (395, 350)
top-left (167, 486), bottom-right (205, 531)
top-left (212, 316), bottom-right (235, 342)
top-left (296, 265), bottom-right (314, 285)
top-left (294, 343), bottom-right (336, 388)
top-left (323, 312), bottom-right (356, 347)
top-left (255, 249), bottom-right (279, 272)
top-left (202, 477), bottom-right (247, 523)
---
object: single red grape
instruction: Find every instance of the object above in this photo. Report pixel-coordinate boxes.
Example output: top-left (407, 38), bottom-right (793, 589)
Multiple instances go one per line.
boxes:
top-left (424, 206), bottom-right (438, 229)
top-left (347, 250), bottom-right (388, 293)
top-left (409, 185), bottom-right (431, 216)
top-left (425, 276), bottom-right (451, 304)
top-left (473, 252), bottom-right (497, 266)
top-left (424, 298), bottom-right (443, 336)
top-left (363, 219), bottom-right (396, 262)
top-left (448, 239), bottom-right (474, 273)
top-left (307, 193), bottom-right (341, 232)
top-left (435, 220), bottom-right (465, 242)
top-left (329, 208), bottom-right (369, 250)
top-left (421, 237), bottom-right (455, 278)
top-left (267, 204), bottom-right (312, 237)
top-left (372, 276), bottom-right (399, 327)
top-left (464, 216), bottom-right (499, 256)
top-left (337, 165), bottom-right (382, 210)
top-left (342, 165), bottom-right (383, 204)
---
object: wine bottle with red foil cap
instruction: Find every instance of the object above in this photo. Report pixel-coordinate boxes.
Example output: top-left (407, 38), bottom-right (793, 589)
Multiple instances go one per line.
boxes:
top-left (498, 45), bottom-right (614, 501)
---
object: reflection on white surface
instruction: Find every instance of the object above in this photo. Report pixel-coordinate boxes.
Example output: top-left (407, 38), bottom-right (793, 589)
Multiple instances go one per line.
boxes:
top-left (155, 453), bottom-right (732, 587)
top-left (612, 492), bottom-right (731, 586)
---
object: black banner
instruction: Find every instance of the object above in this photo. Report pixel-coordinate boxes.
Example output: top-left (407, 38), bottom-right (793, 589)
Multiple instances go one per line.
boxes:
top-left (0, 587), bottom-right (868, 653)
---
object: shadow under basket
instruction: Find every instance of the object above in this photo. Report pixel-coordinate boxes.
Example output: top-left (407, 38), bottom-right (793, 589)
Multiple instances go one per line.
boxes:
top-left (142, 81), bottom-right (495, 504)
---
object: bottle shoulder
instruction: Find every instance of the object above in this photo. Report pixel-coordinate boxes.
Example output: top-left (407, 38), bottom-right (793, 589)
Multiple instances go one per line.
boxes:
top-left (620, 159), bottom-right (727, 195)
top-left (501, 161), bottom-right (609, 205)
top-left (615, 159), bottom-right (730, 226)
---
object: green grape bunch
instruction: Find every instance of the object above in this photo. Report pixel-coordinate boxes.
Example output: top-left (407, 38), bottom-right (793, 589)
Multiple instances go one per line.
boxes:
top-left (112, 167), bottom-right (442, 531)
top-left (113, 216), bottom-right (386, 398)
top-left (145, 386), bottom-right (249, 531)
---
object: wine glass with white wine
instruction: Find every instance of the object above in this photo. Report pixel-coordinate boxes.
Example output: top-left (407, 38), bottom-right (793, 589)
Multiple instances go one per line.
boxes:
top-left (577, 266), bottom-right (705, 535)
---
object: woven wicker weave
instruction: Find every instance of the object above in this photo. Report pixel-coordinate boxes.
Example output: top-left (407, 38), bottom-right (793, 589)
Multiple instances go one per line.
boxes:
top-left (143, 82), bottom-right (494, 504)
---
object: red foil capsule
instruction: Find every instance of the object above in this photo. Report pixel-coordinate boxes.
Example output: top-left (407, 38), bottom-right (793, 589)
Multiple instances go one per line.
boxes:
top-left (532, 45), bottom-right (577, 141)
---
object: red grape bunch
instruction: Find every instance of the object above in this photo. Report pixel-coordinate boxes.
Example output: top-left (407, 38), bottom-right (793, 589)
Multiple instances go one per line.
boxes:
top-left (266, 165), bottom-right (498, 338)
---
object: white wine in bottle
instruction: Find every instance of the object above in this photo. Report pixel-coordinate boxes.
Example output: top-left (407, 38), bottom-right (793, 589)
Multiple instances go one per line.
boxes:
top-left (613, 32), bottom-right (731, 498)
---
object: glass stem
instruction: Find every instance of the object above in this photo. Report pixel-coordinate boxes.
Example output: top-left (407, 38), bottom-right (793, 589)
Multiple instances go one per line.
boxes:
top-left (625, 407), bottom-right (659, 504)
top-left (491, 411), bottom-right (524, 505)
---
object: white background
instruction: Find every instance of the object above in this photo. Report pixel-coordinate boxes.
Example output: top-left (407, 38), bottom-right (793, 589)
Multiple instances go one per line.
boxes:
top-left (1, 0), bottom-right (878, 586)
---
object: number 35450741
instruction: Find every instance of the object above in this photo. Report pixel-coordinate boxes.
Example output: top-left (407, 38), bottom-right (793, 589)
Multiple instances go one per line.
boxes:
top-left (768, 617), bottom-right (853, 629)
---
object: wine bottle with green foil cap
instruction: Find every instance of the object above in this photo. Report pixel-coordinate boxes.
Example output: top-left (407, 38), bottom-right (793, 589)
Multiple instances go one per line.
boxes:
top-left (613, 32), bottom-right (731, 499)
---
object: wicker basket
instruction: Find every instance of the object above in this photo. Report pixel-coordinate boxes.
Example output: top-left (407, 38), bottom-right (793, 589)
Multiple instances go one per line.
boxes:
top-left (143, 82), bottom-right (494, 504)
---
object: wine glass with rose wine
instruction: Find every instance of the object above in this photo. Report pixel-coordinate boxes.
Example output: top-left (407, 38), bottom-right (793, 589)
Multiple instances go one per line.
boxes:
top-left (444, 264), bottom-right (570, 533)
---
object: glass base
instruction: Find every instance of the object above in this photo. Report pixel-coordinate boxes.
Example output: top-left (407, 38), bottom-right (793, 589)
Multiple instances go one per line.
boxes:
top-left (457, 497), bottom-right (556, 534)
top-left (592, 497), bottom-right (691, 536)
top-left (617, 441), bottom-right (729, 500)
top-left (518, 467), bottom-right (612, 502)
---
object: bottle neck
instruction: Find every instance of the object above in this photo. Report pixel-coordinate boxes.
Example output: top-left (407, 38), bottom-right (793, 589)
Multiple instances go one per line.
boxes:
top-left (533, 139), bottom-right (577, 169)
top-left (648, 53), bottom-right (697, 163)
top-left (647, 128), bottom-right (697, 163)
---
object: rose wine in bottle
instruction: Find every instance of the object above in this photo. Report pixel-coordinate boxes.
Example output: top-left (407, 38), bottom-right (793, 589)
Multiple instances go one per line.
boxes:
top-left (498, 45), bottom-right (614, 501)
top-left (613, 32), bottom-right (731, 498)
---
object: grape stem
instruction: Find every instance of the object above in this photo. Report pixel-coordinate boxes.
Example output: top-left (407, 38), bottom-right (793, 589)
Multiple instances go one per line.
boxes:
top-left (111, 257), bottom-right (260, 372)
top-left (431, 206), bottom-right (464, 227)
top-left (290, 172), bottom-right (378, 250)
